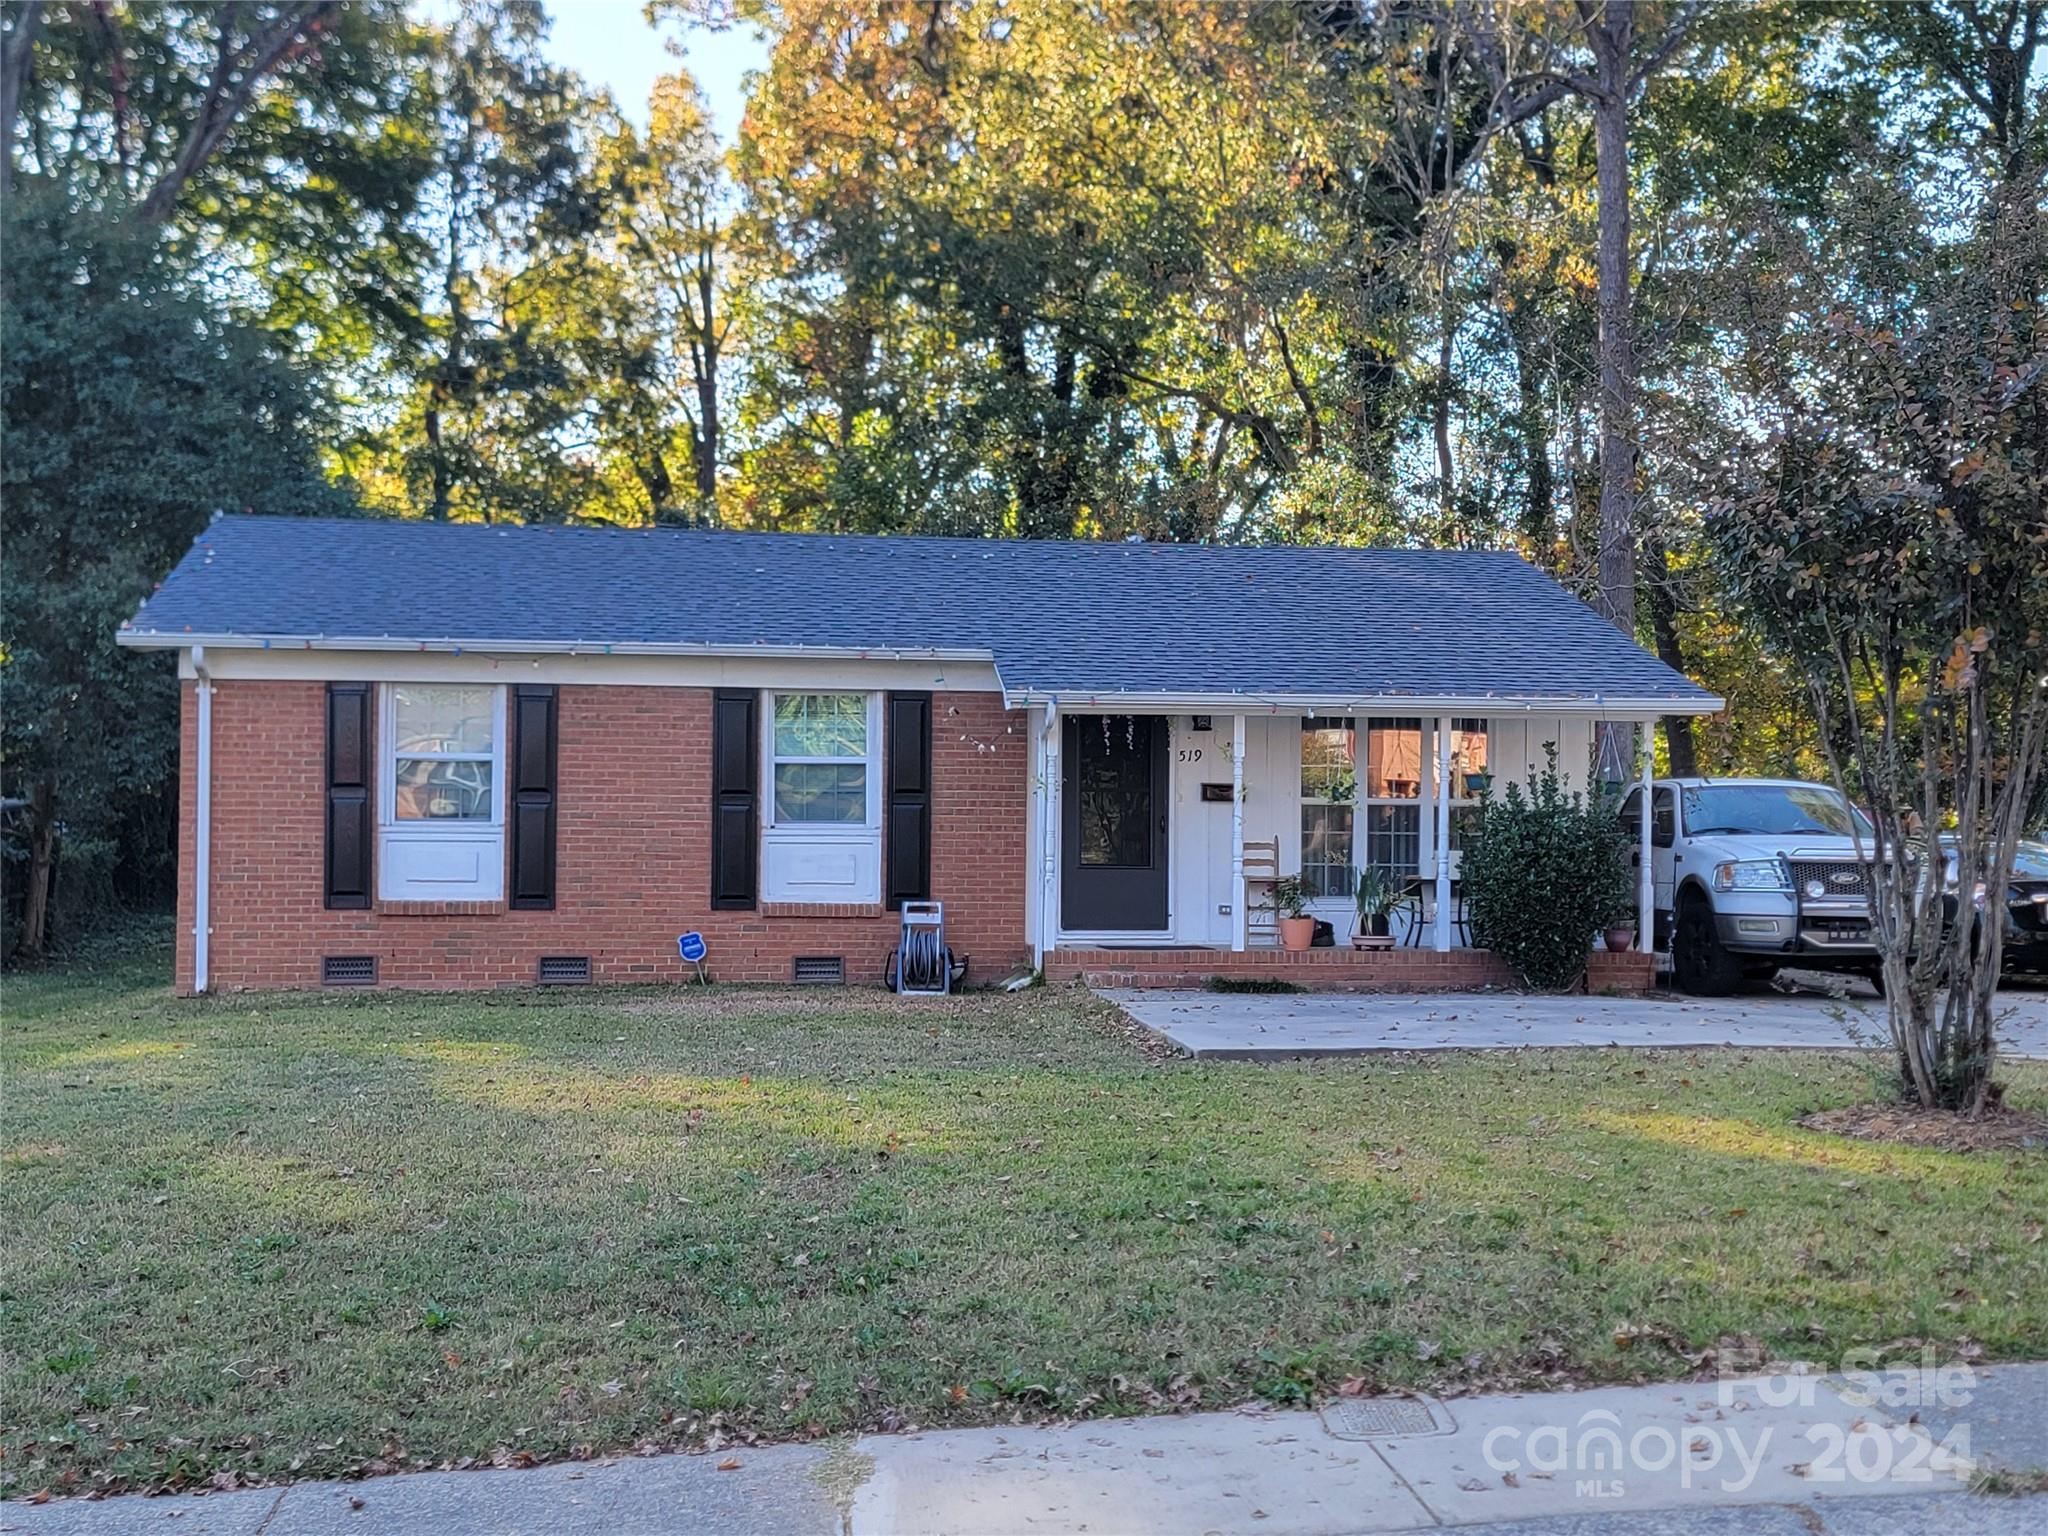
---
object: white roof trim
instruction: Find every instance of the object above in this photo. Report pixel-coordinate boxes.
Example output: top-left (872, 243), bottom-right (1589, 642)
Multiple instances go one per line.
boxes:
top-left (1001, 688), bottom-right (1723, 717)
top-left (116, 630), bottom-right (998, 664)
top-left (116, 630), bottom-right (1723, 715)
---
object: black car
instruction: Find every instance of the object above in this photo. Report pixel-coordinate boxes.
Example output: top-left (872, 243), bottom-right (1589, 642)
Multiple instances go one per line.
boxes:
top-left (1945, 837), bottom-right (2048, 976)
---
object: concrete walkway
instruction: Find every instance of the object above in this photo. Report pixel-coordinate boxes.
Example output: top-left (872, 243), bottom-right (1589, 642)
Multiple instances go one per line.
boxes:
top-left (1105, 984), bottom-right (2048, 1060)
top-left (8, 1366), bottom-right (2044, 1536)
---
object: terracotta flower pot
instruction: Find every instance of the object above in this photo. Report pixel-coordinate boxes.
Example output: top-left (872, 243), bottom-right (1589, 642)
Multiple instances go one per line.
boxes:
top-left (1278, 916), bottom-right (1316, 952)
top-left (1604, 925), bottom-right (1636, 953)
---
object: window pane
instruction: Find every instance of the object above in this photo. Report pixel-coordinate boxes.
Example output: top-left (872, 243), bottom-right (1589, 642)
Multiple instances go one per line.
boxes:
top-left (1076, 725), bottom-right (1153, 868)
top-left (1452, 719), bottom-right (1489, 796)
top-left (1301, 803), bottom-right (1354, 899)
top-left (1365, 719), bottom-right (1423, 799)
top-left (773, 694), bottom-right (867, 758)
top-left (1364, 804), bottom-right (1420, 876)
top-left (1449, 804), bottom-right (1481, 852)
top-left (394, 758), bottom-right (494, 820)
top-left (773, 762), bottom-right (867, 822)
top-left (393, 685), bottom-right (495, 756)
top-left (1300, 722), bottom-right (1356, 802)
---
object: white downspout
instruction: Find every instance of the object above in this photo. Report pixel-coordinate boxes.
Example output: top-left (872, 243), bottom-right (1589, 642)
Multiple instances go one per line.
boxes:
top-left (191, 645), bottom-right (213, 995)
top-left (1034, 697), bottom-right (1060, 973)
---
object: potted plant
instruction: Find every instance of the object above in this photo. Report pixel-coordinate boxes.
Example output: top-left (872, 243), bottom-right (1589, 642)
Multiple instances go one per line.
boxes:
top-left (1268, 875), bottom-right (1316, 952)
top-left (1603, 919), bottom-right (1637, 953)
top-left (1352, 866), bottom-right (1401, 948)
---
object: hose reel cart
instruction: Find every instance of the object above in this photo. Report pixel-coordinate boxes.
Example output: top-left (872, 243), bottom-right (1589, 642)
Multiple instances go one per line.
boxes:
top-left (892, 899), bottom-right (953, 995)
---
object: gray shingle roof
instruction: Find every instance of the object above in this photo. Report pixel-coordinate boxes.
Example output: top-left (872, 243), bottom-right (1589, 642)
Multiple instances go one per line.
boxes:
top-left (119, 515), bottom-right (1720, 709)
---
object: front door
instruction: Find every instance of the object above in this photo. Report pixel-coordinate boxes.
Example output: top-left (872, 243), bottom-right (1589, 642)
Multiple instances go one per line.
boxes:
top-left (1061, 715), bottom-right (1169, 932)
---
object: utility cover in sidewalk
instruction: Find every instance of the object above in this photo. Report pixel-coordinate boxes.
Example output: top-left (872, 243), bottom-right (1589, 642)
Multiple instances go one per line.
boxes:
top-left (1319, 1394), bottom-right (1451, 1440)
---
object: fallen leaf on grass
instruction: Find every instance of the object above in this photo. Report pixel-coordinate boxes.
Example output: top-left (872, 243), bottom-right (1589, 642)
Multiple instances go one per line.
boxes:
top-left (717, 1456), bottom-right (741, 1471)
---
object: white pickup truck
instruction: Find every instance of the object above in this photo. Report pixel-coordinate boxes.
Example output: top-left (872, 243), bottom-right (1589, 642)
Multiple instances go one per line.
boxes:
top-left (1616, 777), bottom-right (1881, 996)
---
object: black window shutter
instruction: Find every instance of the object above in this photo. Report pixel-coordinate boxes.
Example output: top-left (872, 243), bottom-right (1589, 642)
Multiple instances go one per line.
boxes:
top-left (325, 683), bottom-right (373, 909)
top-left (711, 689), bottom-right (758, 909)
top-left (885, 691), bottom-right (932, 909)
top-left (509, 684), bottom-right (558, 910)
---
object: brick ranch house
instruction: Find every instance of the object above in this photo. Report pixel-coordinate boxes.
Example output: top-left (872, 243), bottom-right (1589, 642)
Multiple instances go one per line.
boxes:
top-left (119, 516), bottom-right (1721, 995)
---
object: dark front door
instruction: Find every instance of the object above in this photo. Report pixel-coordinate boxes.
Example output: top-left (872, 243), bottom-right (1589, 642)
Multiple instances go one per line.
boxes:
top-left (1062, 715), bottom-right (1169, 932)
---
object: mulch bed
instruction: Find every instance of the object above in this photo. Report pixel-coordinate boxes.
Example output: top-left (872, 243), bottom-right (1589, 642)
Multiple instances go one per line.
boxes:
top-left (1800, 1100), bottom-right (2048, 1152)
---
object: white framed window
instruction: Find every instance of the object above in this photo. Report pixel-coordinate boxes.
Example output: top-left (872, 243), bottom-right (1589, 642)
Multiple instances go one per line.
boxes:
top-left (378, 684), bottom-right (505, 901)
top-left (1300, 718), bottom-right (1356, 900)
top-left (761, 691), bottom-right (883, 903)
top-left (768, 692), bottom-right (878, 826)
top-left (1362, 718), bottom-right (1423, 878)
top-left (1446, 718), bottom-right (1490, 852)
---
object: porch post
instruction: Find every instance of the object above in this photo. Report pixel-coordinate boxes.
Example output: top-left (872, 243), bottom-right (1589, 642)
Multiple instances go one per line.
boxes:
top-left (1637, 719), bottom-right (1655, 954)
top-left (1037, 703), bottom-right (1062, 971)
top-left (1230, 713), bottom-right (1247, 952)
top-left (1433, 714), bottom-right (1453, 952)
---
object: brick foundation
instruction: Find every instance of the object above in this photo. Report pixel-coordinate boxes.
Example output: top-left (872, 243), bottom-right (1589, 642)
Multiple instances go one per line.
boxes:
top-left (179, 680), bottom-right (1030, 992)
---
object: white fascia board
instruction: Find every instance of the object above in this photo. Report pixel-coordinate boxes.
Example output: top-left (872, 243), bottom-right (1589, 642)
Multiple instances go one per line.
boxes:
top-left (118, 629), bottom-right (996, 664)
top-left (999, 688), bottom-right (1725, 717)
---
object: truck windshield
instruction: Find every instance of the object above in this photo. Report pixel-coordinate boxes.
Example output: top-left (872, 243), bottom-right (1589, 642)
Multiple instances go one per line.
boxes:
top-left (1682, 785), bottom-right (1872, 838)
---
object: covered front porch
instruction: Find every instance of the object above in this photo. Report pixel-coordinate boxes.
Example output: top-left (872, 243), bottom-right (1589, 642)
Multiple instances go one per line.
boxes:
top-left (1019, 701), bottom-right (1668, 983)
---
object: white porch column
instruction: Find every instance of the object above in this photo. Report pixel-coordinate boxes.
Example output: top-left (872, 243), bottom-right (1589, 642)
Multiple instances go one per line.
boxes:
top-left (1433, 715), bottom-right (1453, 952)
top-left (1035, 702), bottom-right (1062, 971)
top-left (1230, 714), bottom-right (1247, 952)
top-left (1637, 719), bottom-right (1656, 954)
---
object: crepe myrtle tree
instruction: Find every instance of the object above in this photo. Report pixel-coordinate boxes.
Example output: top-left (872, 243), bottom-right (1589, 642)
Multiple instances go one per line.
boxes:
top-left (1708, 174), bottom-right (2048, 1115)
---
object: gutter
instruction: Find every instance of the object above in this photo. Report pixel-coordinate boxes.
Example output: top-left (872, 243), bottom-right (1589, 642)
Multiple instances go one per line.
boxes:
top-left (117, 630), bottom-right (996, 664)
top-left (997, 689), bottom-right (1726, 718)
top-left (191, 646), bottom-right (213, 995)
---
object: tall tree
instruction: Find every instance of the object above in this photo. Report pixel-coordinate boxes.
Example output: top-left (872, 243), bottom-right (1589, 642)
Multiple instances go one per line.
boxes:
top-left (1709, 159), bottom-right (2047, 1112)
top-left (4, 1), bottom-right (436, 356)
top-left (1461, 0), bottom-right (1708, 633)
top-left (1, 192), bottom-right (342, 958)
top-left (334, 0), bottom-right (605, 523)
top-left (591, 72), bottom-right (736, 520)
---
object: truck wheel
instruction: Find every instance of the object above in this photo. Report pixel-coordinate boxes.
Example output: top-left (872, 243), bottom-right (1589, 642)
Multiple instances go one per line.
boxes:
top-left (1674, 889), bottom-right (1744, 997)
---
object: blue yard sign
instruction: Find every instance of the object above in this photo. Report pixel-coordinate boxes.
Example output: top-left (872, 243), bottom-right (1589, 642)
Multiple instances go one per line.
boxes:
top-left (677, 931), bottom-right (708, 982)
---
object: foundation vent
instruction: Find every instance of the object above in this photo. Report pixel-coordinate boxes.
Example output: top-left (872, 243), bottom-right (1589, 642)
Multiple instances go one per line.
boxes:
top-left (322, 955), bottom-right (377, 987)
top-left (792, 955), bottom-right (845, 985)
top-left (537, 955), bottom-right (592, 985)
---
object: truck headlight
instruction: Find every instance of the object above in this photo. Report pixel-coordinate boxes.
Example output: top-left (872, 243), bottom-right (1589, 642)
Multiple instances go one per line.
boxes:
top-left (1713, 859), bottom-right (1790, 892)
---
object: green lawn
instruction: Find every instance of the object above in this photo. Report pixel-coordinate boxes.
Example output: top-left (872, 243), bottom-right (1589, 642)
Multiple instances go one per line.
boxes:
top-left (4, 948), bottom-right (2046, 1498)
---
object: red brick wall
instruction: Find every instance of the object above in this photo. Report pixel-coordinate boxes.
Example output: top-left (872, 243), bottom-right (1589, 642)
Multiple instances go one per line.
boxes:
top-left (178, 680), bottom-right (1031, 992)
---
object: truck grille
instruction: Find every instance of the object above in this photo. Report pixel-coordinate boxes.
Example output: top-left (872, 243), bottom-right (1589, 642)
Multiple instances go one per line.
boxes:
top-left (1789, 860), bottom-right (1870, 901)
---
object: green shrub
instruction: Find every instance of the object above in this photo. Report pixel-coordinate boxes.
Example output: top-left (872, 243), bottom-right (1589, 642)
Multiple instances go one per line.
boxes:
top-left (1462, 746), bottom-right (1635, 989)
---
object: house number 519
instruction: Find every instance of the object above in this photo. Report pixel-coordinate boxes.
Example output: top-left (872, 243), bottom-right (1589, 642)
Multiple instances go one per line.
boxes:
top-left (1177, 748), bottom-right (1203, 763)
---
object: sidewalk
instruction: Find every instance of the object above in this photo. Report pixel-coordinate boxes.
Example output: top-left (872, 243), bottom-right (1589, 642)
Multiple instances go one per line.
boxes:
top-left (6, 1365), bottom-right (2044, 1536)
top-left (1104, 986), bottom-right (2048, 1059)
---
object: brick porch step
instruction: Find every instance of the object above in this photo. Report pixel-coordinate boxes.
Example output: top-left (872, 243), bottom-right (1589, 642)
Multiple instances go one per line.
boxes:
top-left (1045, 945), bottom-right (1655, 994)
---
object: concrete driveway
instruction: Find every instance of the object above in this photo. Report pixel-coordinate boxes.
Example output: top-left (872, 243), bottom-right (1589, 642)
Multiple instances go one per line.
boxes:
top-left (1104, 977), bottom-right (2048, 1060)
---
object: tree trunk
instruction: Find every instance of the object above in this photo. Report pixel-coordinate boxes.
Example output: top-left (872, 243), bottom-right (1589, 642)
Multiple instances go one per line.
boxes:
top-left (1590, 2), bottom-right (1637, 634)
top-left (1434, 286), bottom-right (1456, 536)
top-left (16, 778), bottom-right (57, 960)
top-left (1643, 538), bottom-right (1697, 774)
top-left (691, 258), bottom-right (721, 511)
top-left (693, 362), bottom-right (719, 505)
top-left (1502, 288), bottom-right (1555, 556)
top-left (0, 0), bottom-right (46, 200)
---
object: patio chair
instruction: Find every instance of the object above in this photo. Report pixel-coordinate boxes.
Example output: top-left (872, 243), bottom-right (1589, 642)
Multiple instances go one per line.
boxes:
top-left (1242, 839), bottom-right (1280, 947)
